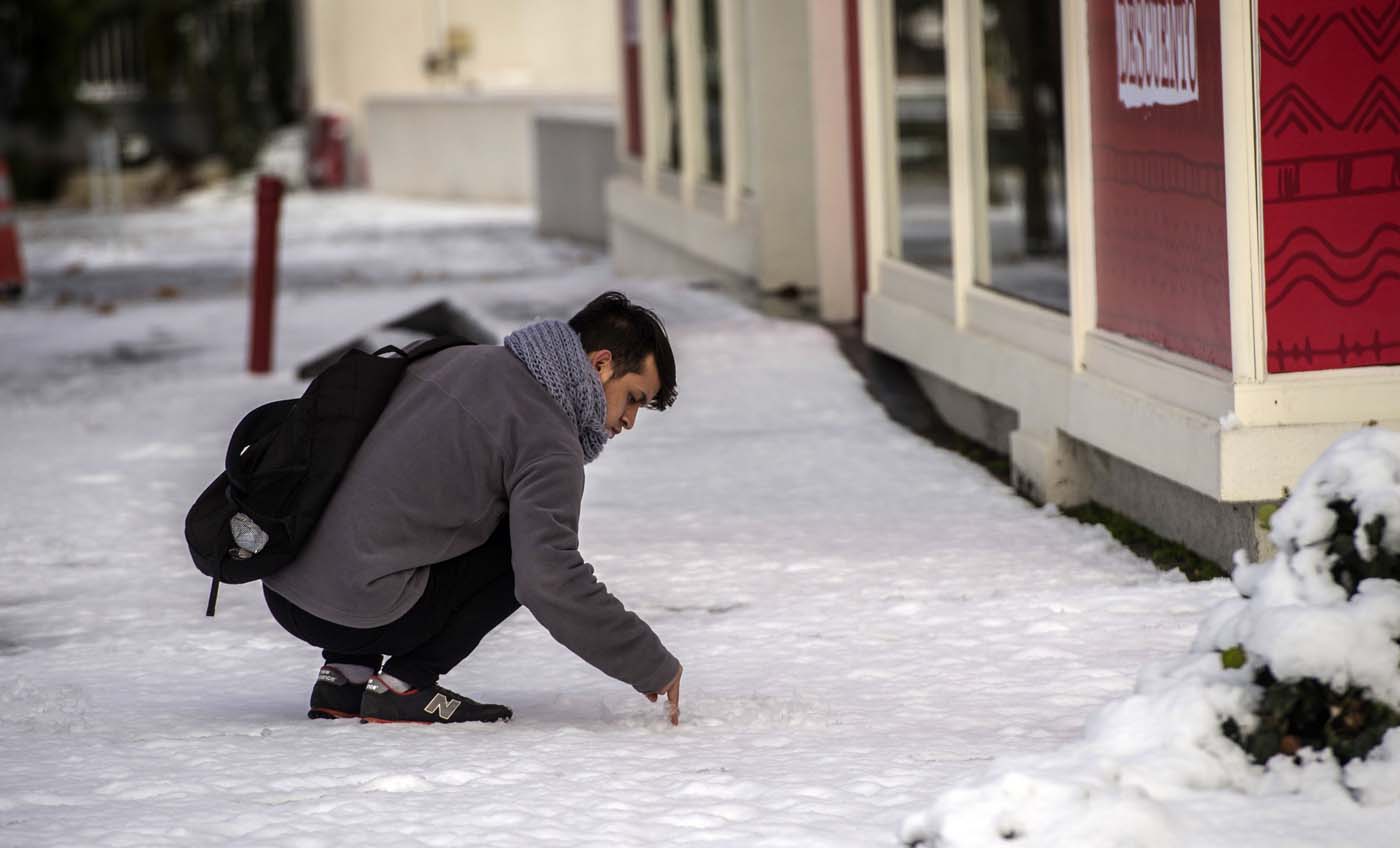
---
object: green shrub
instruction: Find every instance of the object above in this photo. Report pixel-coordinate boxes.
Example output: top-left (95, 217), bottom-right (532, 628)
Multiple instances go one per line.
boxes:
top-left (1222, 508), bottom-right (1400, 765)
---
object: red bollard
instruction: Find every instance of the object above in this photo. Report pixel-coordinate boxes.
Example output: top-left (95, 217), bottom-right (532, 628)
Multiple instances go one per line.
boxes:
top-left (248, 175), bottom-right (285, 374)
top-left (0, 158), bottom-right (25, 300)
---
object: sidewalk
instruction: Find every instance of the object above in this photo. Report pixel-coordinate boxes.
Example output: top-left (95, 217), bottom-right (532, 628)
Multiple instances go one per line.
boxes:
top-left (0, 193), bottom-right (1359, 846)
top-left (14, 189), bottom-right (591, 305)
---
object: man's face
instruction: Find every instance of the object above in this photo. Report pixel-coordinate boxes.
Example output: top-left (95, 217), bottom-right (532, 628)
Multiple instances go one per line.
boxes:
top-left (588, 351), bottom-right (661, 439)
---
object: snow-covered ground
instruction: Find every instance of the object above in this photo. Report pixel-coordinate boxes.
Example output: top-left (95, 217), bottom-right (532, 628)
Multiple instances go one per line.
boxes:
top-left (16, 188), bottom-right (594, 305)
top-left (2, 193), bottom-right (1395, 846)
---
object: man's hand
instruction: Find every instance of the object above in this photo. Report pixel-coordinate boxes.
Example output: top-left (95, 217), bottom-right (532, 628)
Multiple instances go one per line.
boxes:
top-left (646, 663), bottom-right (682, 726)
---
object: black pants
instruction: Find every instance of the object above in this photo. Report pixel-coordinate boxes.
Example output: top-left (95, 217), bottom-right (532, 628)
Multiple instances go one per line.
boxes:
top-left (264, 519), bottom-right (519, 689)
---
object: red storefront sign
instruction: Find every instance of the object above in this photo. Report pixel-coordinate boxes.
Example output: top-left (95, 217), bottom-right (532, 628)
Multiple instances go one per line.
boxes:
top-left (1090, 0), bottom-right (1233, 371)
top-left (621, 0), bottom-right (644, 158)
top-left (1259, 0), bottom-right (1400, 373)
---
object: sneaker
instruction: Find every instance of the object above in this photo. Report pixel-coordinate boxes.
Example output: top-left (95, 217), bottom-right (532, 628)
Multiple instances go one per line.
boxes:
top-left (307, 665), bottom-right (367, 720)
top-left (359, 676), bottom-right (512, 724)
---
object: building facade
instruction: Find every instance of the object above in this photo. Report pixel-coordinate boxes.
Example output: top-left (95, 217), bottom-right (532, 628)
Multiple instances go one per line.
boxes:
top-left (302, 0), bottom-right (619, 197)
top-left (607, 0), bottom-right (1400, 565)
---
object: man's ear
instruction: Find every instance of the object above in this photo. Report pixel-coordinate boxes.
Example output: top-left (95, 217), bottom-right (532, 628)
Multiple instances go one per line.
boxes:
top-left (588, 349), bottom-right (613, 380)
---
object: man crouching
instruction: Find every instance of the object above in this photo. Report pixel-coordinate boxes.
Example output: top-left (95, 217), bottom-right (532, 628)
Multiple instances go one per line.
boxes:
top-left (262, 292), bottom-right (683, 725)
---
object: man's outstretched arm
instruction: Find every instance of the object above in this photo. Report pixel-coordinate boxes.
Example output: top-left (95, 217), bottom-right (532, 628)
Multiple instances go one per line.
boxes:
top-left (506, 453), bottom-right (681, 712)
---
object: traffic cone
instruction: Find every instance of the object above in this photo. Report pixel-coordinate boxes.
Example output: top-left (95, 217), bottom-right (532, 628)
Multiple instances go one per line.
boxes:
top-left (0, 158), bottom-right (24, 300)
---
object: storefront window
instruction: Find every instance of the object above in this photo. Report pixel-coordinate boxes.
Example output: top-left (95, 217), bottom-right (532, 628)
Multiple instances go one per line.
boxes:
top-left (979, 0), bottom-right (1068, 312)
top-left (895, 0), bottom-right (953, 276)
top-left (701, 0), bottom-right (724, 183)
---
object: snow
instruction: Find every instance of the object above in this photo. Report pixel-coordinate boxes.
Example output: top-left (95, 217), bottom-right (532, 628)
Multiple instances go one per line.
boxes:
top-left (901, 430), bottom-right (1400, 847)
top-left (3, 192), bottom-right (1397, 846)
top-left (16, 190), bottom-right (591, 305)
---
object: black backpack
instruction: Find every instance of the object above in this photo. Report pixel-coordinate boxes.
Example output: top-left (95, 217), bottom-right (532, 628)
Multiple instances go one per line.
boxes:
top-left (185, 336), bottom-right (472, 616)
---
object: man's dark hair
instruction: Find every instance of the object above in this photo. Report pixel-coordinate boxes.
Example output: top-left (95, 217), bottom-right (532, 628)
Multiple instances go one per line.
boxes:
top-left (569, 291), bottom-right (678, 411)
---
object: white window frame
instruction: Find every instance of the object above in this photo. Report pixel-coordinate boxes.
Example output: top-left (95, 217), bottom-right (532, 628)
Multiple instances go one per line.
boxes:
top-left (675, 0), bottom-right (705, 205)
top-left (875, 0), bottom-right (1247, 364)
top-left (868, 0), bottom-right (1079, 359)
top-left (610, 0), bottom-right (758, 282)
top-left (863, 0), bottom-right (1400, 503)
top-left (636, 0), bottom-right (747, 221)
top-left (718, 0), bottom-right (748, 221)
top-left (639, 0), bottom-right (667, 191)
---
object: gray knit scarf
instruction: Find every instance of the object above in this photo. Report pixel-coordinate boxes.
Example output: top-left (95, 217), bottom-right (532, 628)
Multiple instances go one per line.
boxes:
top-left (504, 319), bottom-right (609, 464)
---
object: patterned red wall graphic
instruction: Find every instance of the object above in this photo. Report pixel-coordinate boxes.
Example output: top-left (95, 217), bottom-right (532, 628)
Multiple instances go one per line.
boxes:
top-left (1260, 0), bottom-right (1400, 373)
top-left (1091, 0), bottom-right (1233, 370)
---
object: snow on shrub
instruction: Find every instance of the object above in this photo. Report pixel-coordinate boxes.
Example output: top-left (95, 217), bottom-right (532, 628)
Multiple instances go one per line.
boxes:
top-left (899, 428), bottom-right (1400, 847)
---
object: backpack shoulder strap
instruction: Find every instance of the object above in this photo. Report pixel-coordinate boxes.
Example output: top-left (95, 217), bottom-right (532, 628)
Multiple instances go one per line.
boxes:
top-left (399, 335), bottom-right (476, 362)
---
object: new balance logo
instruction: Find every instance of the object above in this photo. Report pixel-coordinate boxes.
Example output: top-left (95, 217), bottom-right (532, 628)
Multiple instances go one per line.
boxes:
top-left (424, 693), bottom-right (461, 720)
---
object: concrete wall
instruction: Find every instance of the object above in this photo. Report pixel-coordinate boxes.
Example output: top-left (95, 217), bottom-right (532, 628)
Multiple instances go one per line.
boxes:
top-left (1059, 437), bottom-right (1275, 568)
top-left (911, 368), bottom-right (1018, 456)
top-left (909, 362), bottom-right (1273, 569)
top-left (535, 108), bottom-right (618, 244)
top-left (303, 0), bottom-right (618, 182)
top-left (365, 93), bottom-right (613, 202)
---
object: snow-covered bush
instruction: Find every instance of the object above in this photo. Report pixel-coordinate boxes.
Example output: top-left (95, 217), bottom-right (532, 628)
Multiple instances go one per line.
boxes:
top-left (900, 428), bottom-right (1400, 847)
top-left (1214, 428), bottom-right (1400, 767)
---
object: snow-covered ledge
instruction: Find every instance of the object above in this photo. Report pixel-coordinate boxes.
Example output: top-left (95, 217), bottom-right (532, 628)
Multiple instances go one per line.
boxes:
top-left (605, 174), bottom-right (758, 282)
top-left (867, 265), bottom-right (1400, 566)
top-left (869, 259), bottom-right (1400, 506)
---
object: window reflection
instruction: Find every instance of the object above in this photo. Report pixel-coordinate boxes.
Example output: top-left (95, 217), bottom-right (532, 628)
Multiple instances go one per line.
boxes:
top-left (980, 0), bottom-right (1068, 312)
top-left (895, 0), bottom-right (953, 276)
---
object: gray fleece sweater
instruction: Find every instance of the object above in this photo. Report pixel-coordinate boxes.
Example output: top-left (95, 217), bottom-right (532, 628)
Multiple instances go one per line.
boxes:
top-left (262, 345), bottom-right (679, 694)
